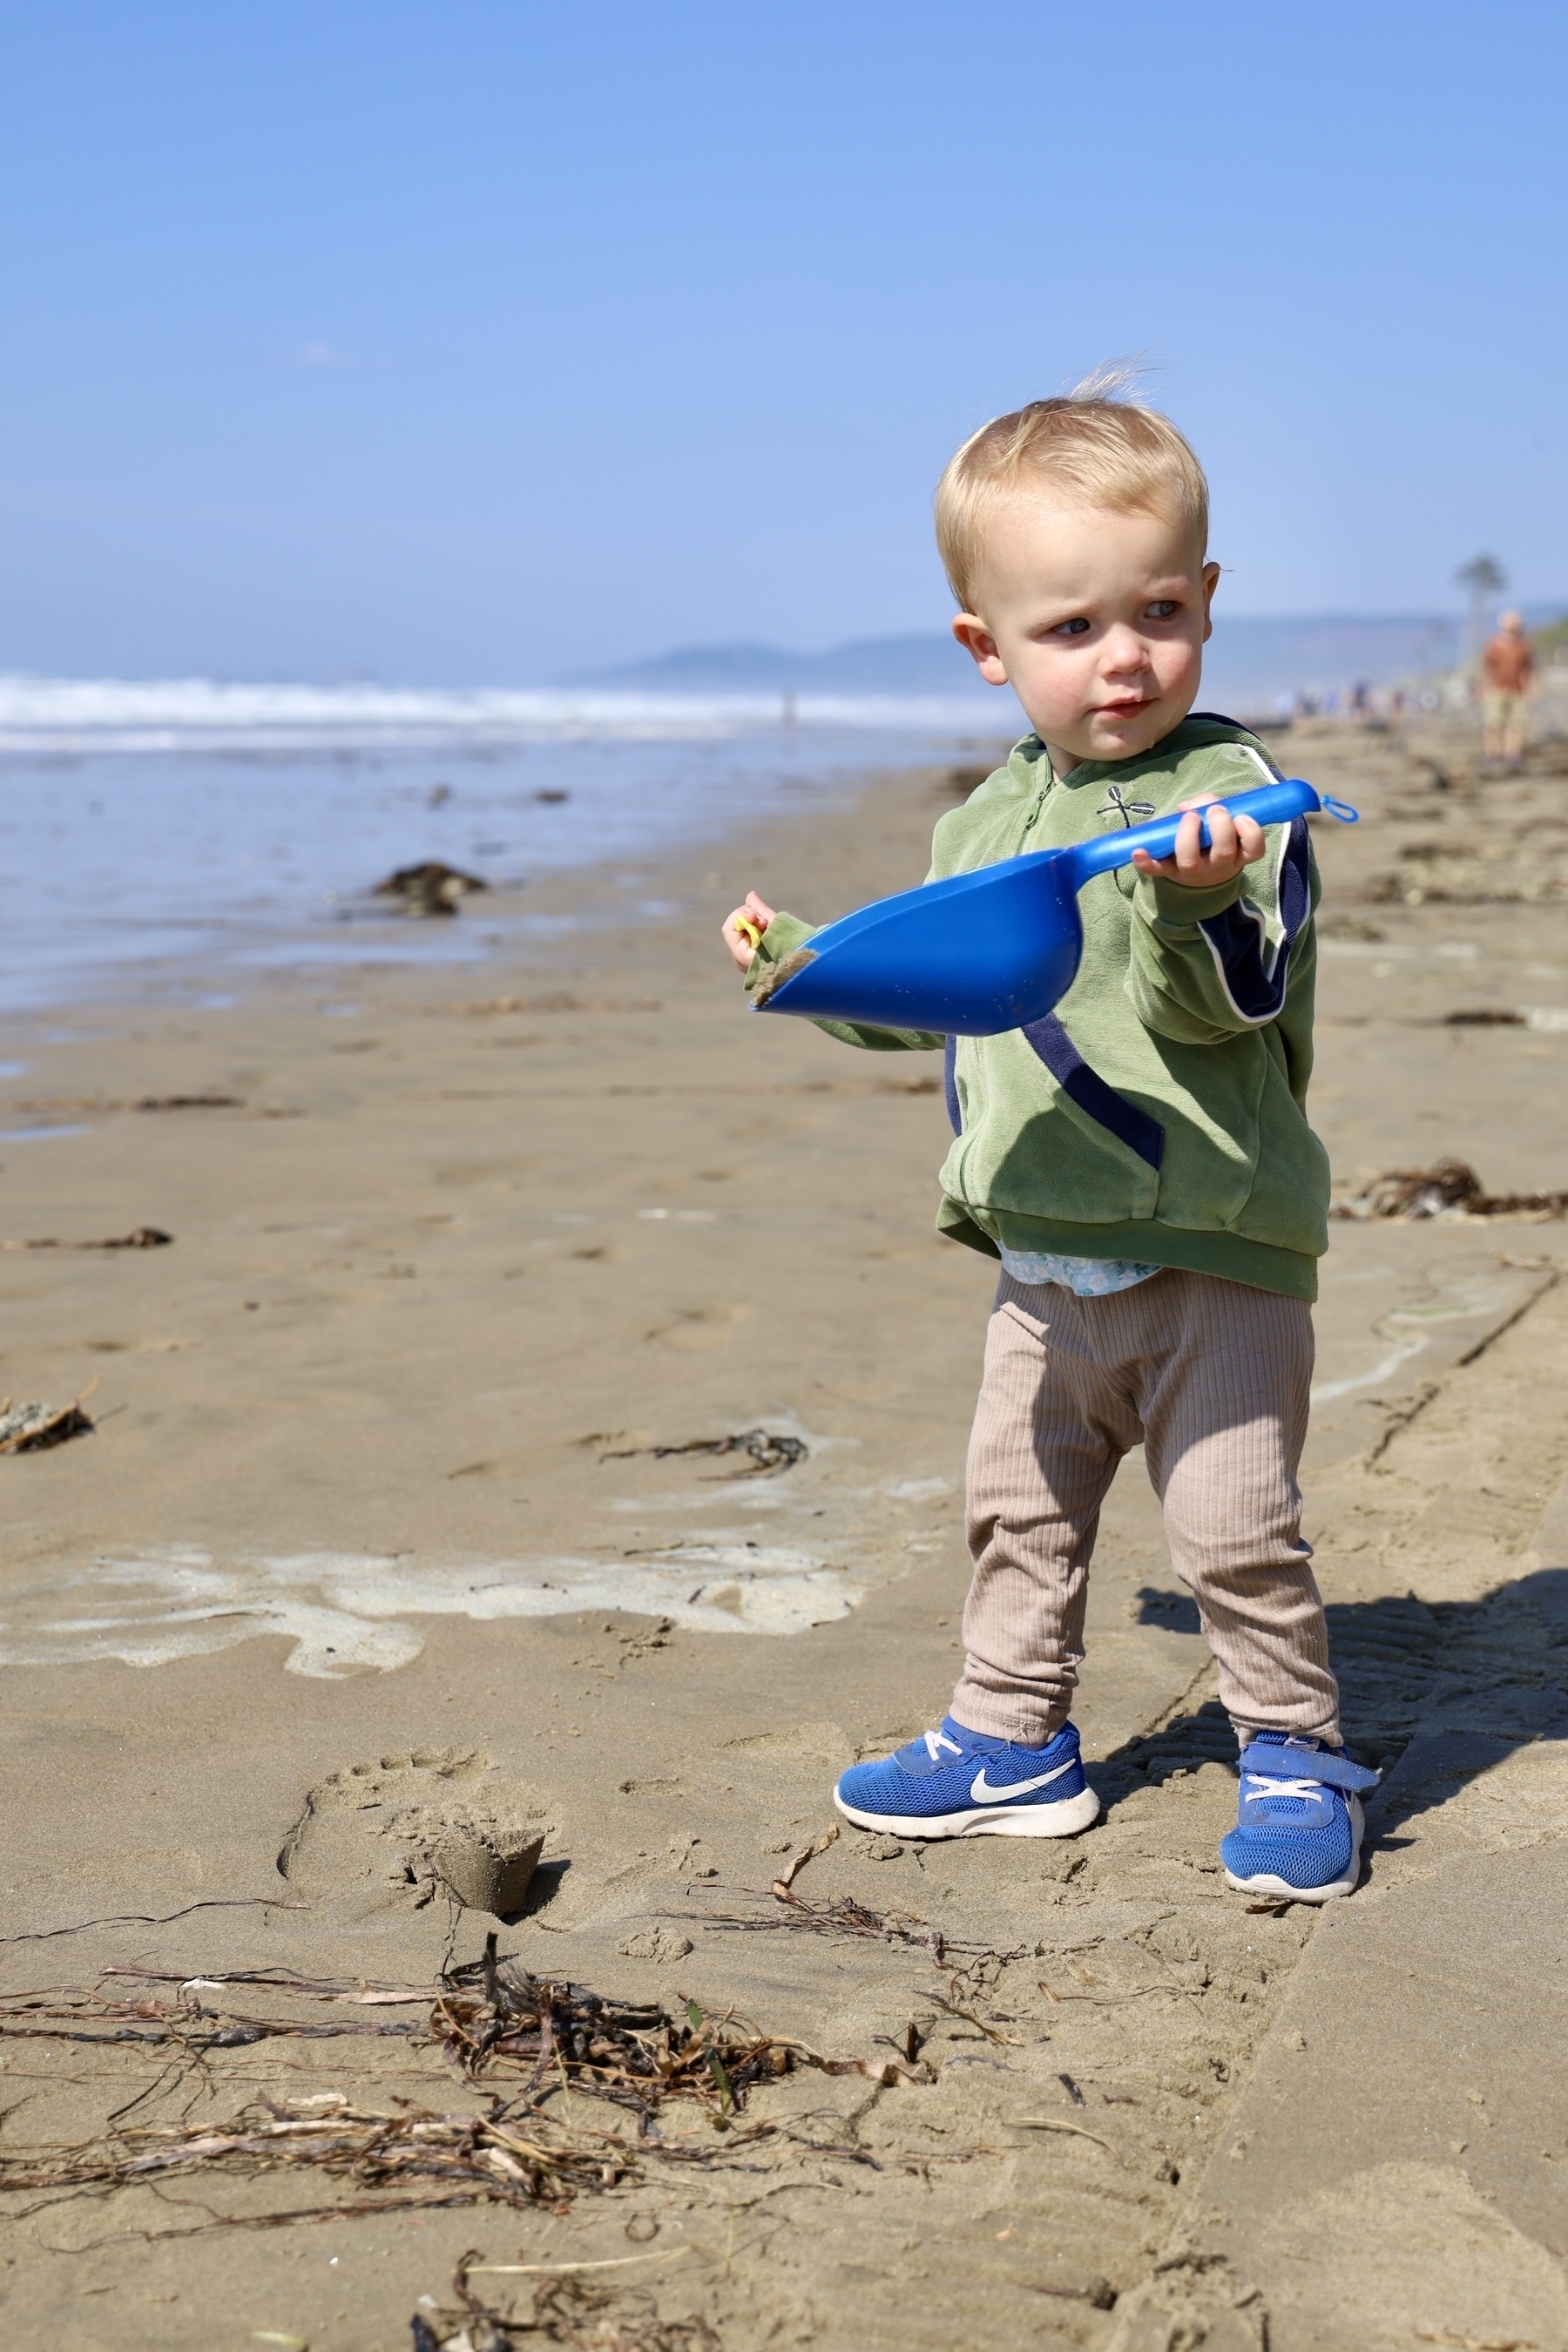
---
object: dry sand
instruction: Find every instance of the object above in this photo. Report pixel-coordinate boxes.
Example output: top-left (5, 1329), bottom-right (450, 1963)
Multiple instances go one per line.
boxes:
top-left (2, 723), bottom-right (1567, 2351)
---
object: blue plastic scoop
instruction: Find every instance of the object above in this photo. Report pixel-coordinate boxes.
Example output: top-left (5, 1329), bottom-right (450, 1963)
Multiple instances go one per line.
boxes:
top-left (754, 776), bottom-right (1357, 1037)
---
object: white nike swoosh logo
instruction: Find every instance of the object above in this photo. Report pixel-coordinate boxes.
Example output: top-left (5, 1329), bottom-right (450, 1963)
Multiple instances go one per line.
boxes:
top-left (970, 1758), bottom-right (1076, 1803)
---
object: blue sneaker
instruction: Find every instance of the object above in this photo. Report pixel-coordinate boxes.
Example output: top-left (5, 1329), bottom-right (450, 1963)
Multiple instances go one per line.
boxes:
top-left (1220, 1734), bottom-right (1381, 1902)
top-left (834, 1716), bottom-right (1099, 1840)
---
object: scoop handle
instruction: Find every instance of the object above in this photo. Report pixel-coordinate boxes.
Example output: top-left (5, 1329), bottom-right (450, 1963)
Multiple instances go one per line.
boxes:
top-left (1070, 776), bottom-right (1324, 881)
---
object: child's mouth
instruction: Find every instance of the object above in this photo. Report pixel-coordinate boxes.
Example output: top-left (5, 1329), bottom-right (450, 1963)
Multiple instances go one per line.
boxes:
top-left (1097, 696), bottom-right (1153, 720)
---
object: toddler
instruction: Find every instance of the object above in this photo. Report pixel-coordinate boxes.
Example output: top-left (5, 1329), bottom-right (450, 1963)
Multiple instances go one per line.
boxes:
top-left (721, 380), bottom-right (1375, 1900)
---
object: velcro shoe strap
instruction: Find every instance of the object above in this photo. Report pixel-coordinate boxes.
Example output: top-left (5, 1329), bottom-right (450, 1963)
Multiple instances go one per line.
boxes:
top-left (1243, 1745), bottom-right (1380, 1794)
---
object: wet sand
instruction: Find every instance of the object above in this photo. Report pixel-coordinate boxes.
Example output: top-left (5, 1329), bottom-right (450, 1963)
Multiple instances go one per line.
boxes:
top-left (2, 725), bottom-right (1567, 2351)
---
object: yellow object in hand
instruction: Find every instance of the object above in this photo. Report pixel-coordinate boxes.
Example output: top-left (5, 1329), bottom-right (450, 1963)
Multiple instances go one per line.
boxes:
top-left (733, 914), bottom-right (762, 950)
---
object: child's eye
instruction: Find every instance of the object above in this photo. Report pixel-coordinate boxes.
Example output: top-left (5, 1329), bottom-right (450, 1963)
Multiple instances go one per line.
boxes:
top-left (1144, 599), bottom-right (1180, 619)
top-left (1052, 618), bottom-right (1092, 638)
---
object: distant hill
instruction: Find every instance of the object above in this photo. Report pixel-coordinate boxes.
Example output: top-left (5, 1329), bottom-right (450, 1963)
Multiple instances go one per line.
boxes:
top-left (1208, 614), bottom-right (1462, 704)
top-left (564, 634), bottom-right (990, 698)
top-left (567, 610), bottom-right (1564, 710)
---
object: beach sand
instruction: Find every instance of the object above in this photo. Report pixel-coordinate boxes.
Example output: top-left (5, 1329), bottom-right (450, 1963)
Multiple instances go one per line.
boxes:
top-left (2, 727), bottom-right (1567, 2350)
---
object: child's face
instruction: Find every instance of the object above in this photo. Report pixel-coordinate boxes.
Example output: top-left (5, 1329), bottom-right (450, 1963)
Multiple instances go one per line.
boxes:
top-left (952, 494), bottom-right (1220, 769)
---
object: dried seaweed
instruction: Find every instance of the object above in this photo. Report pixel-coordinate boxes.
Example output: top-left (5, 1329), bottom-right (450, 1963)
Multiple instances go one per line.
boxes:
top-left (136, 1093), bottom-right (246, 1112)
top-left (1012, 2115), bottom-right (1115, 2153)
top-left (921, 1990), bottom-right (1017, 2048)
top-left (83, 1936), bottom-right (923, 2107)
top-left (0, 1897), bottom-right (307, 1946)
top-left (599, 1429), bottom-right (806, 1478)
top-left (0, 1984), bottom-right (419, 2056)
top-left (375, 862), bottom-right (488, 916)
top-left (101, 1965), bottom-right (427, 2004)
top-left (0, 1227), bottom-right (172, 1252)
top-left (0, 1088), bottom-right (240, 1113)
top-left (0, 1379), bottom-right (100, 1453)
top-left (768, 1825), bottom-right (837, 1896)
top-left (431, 1935), bottom-right (917, 2107)
top-left (0, 1953), bottom-right (929, 2234)
top-left (416, 2250), bottom-right (719, 2350)
top-left (693, 1885), bottom-right (1027, 1969)
top-left (7, 1950), bottom-right (825, 2118)
top-left (1037, 1978), bottom-right (1200, 2006)
top-left (0, 2092), bottom-right (631, 2210)
top-left (1331, 1157), bottom-right (1568, 1220)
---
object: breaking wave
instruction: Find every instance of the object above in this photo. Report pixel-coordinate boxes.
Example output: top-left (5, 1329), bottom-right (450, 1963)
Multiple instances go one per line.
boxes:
top-left (0, 673), bottom-right (994, 756)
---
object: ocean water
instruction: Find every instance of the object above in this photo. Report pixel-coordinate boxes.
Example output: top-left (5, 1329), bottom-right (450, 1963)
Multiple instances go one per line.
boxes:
top-left (0, 676), bottom-right (1008, 1013)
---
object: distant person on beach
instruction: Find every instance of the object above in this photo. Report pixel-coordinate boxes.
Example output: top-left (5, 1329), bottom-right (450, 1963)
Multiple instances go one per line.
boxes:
top-left (1479, 610), bottom-right (1536, 771)
top-left (722, 376), bottom-right (1375, 1902)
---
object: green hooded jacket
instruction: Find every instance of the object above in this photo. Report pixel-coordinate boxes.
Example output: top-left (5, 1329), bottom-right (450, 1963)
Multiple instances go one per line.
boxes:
top-left (744, 714), bottom-right (1330, 1301)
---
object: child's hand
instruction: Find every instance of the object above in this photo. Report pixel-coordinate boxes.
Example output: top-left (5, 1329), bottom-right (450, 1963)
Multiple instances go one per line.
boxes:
top-left (721, 892), bottom-right (775, 971)
top-left (1130, 794), bottom-right (1265, 889)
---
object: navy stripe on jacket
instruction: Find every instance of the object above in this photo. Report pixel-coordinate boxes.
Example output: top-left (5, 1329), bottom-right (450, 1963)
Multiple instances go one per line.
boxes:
top-left (946, 1025), bottom-right (1165, 1168)
top-left (1193, 814), bottom-right (1311, 1026)
top-left (943, 1035), bottom-right (962, 1135)
top-left (1021, 1014), bottom-right (1166, 1170)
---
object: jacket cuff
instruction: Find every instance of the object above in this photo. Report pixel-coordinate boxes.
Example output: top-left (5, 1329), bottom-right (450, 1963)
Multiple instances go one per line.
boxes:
top-left (1137, 870), bottom-right (1245, 931)
top-left (743, 909), bottom-right (817, 991)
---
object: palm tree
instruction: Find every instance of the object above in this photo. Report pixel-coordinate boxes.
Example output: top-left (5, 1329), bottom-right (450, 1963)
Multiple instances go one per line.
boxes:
top-left (1455, 554), bottom-right (1507, 666)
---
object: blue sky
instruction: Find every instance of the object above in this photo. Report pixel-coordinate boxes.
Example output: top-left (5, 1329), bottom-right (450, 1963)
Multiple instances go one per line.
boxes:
top-left (1, 3), bottom-right (1563, 682)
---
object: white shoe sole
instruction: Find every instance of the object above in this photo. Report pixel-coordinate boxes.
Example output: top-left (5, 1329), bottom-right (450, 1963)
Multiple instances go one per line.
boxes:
top-left (1222, 1794), bottom-right (1365, 1903)
top-left (833, 1785), bottom-right (1101, 1840)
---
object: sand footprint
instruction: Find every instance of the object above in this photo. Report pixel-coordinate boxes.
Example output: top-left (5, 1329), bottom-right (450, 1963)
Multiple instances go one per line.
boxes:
top-left (277, 1747), bottom-right (553, 1916)
top-left (645, 1303), bottom-right (751, 1351)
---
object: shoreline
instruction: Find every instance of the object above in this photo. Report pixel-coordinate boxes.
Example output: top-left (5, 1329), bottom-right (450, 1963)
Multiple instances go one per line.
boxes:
top-left (0, 718), bottom-right (1014, 1019)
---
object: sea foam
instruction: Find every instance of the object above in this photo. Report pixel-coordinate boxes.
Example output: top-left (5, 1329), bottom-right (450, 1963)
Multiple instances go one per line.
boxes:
top-left (0, 672), bottom-right (992, 755)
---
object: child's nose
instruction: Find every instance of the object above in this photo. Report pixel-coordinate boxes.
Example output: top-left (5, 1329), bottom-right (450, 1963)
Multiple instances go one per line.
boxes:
top-left (1100, 625), bottom-right (1153, 678)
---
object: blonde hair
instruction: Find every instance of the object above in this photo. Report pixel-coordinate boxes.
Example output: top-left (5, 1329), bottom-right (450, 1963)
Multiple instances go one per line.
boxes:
top-left (935, 365), bottom-right (1210, 612)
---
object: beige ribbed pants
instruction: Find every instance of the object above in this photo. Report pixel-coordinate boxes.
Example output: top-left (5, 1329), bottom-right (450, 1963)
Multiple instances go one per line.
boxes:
top-left (953, 1269), bottom-right (1339, 1747)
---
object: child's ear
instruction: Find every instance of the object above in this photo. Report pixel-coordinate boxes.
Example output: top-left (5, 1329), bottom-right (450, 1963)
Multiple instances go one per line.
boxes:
top-left (952, 613), bottom-right (1010, 686)
top-left (1200, 562), bottom-right (1221, 643)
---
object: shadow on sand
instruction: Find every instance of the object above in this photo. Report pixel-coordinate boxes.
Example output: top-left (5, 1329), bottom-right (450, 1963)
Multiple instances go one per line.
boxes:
top-left (1092, 1568), bottom-right (1568, 1850)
